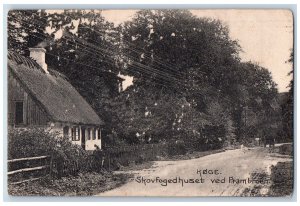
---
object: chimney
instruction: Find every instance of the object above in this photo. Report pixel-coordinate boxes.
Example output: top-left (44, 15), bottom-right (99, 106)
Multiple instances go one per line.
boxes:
top-left (29, 47), bottom-right (48, 73)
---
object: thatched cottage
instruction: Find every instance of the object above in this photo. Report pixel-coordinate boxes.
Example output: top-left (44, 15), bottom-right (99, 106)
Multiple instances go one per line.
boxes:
top-left (8, 47), bottom-right (104, 150)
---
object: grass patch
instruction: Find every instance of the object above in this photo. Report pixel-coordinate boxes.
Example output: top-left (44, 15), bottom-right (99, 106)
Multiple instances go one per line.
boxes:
top-left (241, 171), bottom-right (270, 197)
top-left (277, 144), bottom-right (293, 156)
top-left (268, 161), bottom-right (293, 197)
top-left (8, 172), bottom-right (132, 196)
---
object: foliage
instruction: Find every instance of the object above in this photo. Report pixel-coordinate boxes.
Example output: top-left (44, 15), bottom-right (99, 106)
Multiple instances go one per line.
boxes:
top-left (8, 128), bottom-right (101, 176)
top-left (110, 9), bottom-right (279, 146)
top-left (110, 85), bottom-right (227, 146)
top-left (268, 161), bottom-right (293, 197)
top-left (281, 50), bottom-right (293, 142)
top-left (8, 10), bottom-right (49, 55)
top-left (228, 62), bottom-right (280, 143)
top-left (121, 10), bottom-right (240, 91)
top-left (8, 172), bottom-right (130, 196)
top-left (8, 127), bottom-right (57, 159)
top-left (8, 9), bottom-right (284, 149)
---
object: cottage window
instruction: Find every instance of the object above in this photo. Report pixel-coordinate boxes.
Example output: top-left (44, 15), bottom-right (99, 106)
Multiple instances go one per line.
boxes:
top-left (71, 127), bottom-right (80, 141)
top-left (97, 129), bottom-right (101, 140)
top-left (75, 127), bottom-right (80, 140)
top-left (15, 101), bottom-right (24, 125)
top-left (92, 129), bottom-right (96, 140)
top-left (87, 128), bottom-right (91, 140)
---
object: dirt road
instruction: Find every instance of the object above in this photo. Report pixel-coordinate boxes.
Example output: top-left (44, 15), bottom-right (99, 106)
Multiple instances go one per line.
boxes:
top-left (97, 146), bottom-right (292, 196)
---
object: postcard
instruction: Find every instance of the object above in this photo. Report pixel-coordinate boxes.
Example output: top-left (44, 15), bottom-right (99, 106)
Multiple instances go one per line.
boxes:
top-left (7, 9), bottom-right (294, 197)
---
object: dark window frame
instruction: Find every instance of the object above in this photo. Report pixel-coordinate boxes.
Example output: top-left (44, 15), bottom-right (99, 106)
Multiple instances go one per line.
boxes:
top-left (92, 128), bottom-right (96, 140)
top-left (97, 129), bottom-right (101, 140)
top-left (15, 101), bottom-right (24, 126)
top-left (87, 128), bottom-right (91, 140)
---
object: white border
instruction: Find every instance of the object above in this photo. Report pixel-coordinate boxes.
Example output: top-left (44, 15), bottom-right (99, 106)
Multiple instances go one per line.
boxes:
top-left (1, 1), bottom-right (299, 206)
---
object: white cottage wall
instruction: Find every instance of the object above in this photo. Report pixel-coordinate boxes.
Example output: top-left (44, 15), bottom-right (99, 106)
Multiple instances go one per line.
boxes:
top-left (44, 122), bottom-right (102, 150)
top-left (85, 127), bottom-right (102, 150)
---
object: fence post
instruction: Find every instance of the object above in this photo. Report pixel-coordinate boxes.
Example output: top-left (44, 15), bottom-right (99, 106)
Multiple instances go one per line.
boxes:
top-left (49, 154), bottom-right (54, 178)
top-left (108, 152), bottom-right (111, 171)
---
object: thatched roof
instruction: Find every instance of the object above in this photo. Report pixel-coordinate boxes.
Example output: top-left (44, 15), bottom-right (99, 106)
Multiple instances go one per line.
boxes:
top-left (8, 51), bottom-right (104, 126)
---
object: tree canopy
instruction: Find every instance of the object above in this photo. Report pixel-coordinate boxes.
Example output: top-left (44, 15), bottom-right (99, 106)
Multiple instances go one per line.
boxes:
top-left (111, 10), bottom-right (281, 145)
top-left (8, 9), bottom-right (287, 147)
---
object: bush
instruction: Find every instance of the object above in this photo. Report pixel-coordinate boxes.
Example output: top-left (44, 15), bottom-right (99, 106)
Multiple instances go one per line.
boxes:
top-left (167, 141), bottom-right (187, 156)
top-left (269, 161), bottom-right (293, 196)
top-left (8, 128), bottom-right (102, 178)
top-left (278, 144), bottom-right (293, 156)
top-left (8, 127), bottom-right (57, 159)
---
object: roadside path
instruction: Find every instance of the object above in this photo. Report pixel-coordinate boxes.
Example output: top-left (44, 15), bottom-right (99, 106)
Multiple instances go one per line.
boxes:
top-left (97, 146), bottom-right (292, 196)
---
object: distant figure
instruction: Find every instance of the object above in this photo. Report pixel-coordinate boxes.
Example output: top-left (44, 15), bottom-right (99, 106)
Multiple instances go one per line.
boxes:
top-left (93, 144), bottom-right (104, 171)
top-left (255, 138), bottom-right (260, 146)
top-left (240, 144), bottom-right (248, 153)
top-left (258, 137), bottom-right (263, 146)
top-left (261, 129), bottom-right (276, 148)
top-left (94, 144), bottom-right (100, 150)
top-left (263, 136), bottom-right (275, 148)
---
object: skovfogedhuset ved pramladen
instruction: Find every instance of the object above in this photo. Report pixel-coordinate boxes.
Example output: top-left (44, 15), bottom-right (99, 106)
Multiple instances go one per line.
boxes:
top-left (6, 9), bottom-right (293, 197)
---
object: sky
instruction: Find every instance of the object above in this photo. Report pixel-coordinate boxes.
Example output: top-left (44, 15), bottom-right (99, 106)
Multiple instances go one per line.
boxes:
top-left (101, 9), bottom-right (294, 92)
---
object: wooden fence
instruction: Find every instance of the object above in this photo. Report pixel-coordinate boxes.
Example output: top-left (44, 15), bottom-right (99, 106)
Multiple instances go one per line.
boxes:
top-left (7, 141), bottom-right (219, 182)
top-left (8, 155), bottom-right (51, 185)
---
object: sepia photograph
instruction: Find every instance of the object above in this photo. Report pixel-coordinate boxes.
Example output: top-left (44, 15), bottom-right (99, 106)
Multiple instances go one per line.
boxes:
top-left (6, 8), bottom-right (294, 197)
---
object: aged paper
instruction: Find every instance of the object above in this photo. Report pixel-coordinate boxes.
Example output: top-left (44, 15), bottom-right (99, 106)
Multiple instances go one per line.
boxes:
top-left (7, 9), bottom-right (293, 197)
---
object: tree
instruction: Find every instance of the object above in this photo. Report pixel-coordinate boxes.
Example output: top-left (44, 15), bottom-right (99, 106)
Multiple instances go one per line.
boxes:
top-left (121, 10), bottom-right (240, 92)
top-left (8, 10), bottom-right (49, 55)
top-left (281, 50), bottom-right (294, 142)
top-left (227, 62), bottom-right (279, 142)
top-left (113, 9), bottom-right (280, 145)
